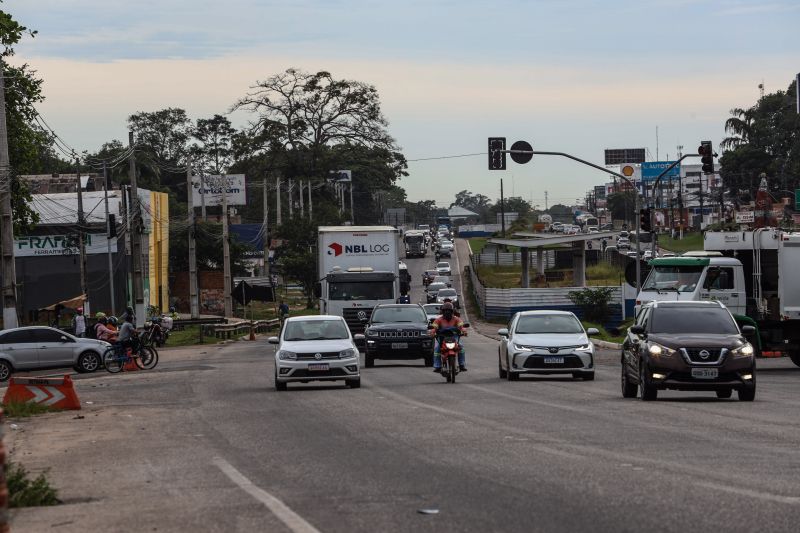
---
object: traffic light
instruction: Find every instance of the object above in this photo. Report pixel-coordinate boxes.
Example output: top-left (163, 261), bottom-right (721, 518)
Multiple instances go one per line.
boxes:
top-left (108, 214), bottom-right (117, 238)
top-left (699, 140), bottom-right (714, 174)
top-left (488, 137), bottom-right (506, 170)
top-left (640, 208), bottom-right (652, 233)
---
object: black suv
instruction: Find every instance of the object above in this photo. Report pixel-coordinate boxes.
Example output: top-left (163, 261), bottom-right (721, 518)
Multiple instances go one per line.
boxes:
top-left (363, 304), bottom-right (434, 368)
top-left (621, 301), bottom-right (756, 401)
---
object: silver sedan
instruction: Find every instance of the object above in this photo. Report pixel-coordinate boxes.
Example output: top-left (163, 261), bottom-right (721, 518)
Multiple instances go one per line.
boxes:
top-left (497, 311), bottom-right (599, 381)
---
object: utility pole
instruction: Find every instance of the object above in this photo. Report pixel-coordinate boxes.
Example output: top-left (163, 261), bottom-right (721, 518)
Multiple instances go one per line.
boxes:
top-left (76, 157), bottom-right (89, 315)
top-left (500, 178), bottom-right (506, 238)
top-left (544, 190), bottom-right (548, 211)
top-left (340, 182), bottom-right (345, 213)
top-left (268, 180), bottom-right (274, 278)
top-left (308, 180), bottom-right (313, 219)
top-left (0, 60), bottom-right (18, 328)
top-left (287, 179), bottom-right (294, 218)
top-left (128, 131), bottom-right (144, 326)
top-left (275, 176), bottom-right (282, 225)
top-left (103, 163), bottom-right (116, 314)
top-left (200, 172), bottom-right (207, 221)
top-left (222, 182), bottom-right (233, 318)
top-left (349, 181), bottom-right (354, 224)
top-left (698, 174), bottom-right (705, 231)
top-left (187, 159), bottom-right (199, 318)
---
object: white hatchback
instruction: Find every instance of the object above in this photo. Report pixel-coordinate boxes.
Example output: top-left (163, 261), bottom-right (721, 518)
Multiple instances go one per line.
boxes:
top-left (269, 315), bottom-right (363, 391)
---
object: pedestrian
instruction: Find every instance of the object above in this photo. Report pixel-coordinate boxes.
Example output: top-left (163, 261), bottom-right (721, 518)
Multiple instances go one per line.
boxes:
top-left (72, 307), bottom-right (87, 337)
top-left (278, 300), bottom-right (290, 325)
top-left (601, 239), bottom-right (607, 253)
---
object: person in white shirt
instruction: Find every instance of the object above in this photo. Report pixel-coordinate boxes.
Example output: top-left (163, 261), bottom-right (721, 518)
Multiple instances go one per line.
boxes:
top-left (72, 307), bottom-right (87, 338)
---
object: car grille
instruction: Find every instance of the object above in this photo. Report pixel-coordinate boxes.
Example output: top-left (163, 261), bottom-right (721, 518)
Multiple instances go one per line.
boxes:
top-left (373, 330), bottom-right (423, 338)
top-left (290, 368), bottom-right (348, 378)
top-left (523, 355), bottom-right (585, 369)
top-left (342, 308), bottom-right (373, 334)
top-left (682, 348), bottom-right (726, 364)
top-left (296, 352), bottom-right (341, 360)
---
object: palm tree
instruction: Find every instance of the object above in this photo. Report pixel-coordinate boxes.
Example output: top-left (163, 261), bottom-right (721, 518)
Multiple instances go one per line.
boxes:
top-left (720, 107), bottom-right (756, 151)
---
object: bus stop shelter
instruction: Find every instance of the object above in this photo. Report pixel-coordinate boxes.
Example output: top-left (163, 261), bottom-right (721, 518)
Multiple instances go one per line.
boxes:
top-left (488, 232), bottom-right (616, 288)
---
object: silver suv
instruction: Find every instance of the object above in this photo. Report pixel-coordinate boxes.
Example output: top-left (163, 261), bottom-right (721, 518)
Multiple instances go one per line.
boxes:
top-left (0, 326), bottom-right (110, 380)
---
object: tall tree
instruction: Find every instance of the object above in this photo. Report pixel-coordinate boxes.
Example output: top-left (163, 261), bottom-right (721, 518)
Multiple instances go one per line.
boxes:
top-left (128, 107), bottom-right (192, 189)
top-left (190, 114), bottom-right (236, 175)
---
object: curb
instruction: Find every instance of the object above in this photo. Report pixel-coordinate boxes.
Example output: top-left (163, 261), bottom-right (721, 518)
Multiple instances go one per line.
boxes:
top-left (593, 339), bottom-right (622, 350)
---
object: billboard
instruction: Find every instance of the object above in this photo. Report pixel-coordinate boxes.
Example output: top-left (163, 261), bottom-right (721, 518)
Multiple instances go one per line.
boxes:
top-left (15, 234), bottom-right (118, 257)
top-left (604, 148), bottom-right (646, 165)
top-left (641, 161), bottom-right (680, 182)
top-left (191, 174), bottom-right (247, 206)
top-left (328, 170), bottom-right (352, 183)
top-left (593, 185), bottom-right (607, 200)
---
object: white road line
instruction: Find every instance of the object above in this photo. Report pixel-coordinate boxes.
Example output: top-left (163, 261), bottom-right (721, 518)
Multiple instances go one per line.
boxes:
top-left (694, 481), bottom-right (800, 505)
top-left (213, 457), bottom-right (322, 533)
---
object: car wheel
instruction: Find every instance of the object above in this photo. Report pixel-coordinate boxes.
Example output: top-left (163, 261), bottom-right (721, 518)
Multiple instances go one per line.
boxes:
top-left (716, 388), bottom-right (733, 399)
top-left (788, 351), bottom-right (800, 368)
top-left (274, 369), bottom-right (287, 391)
top-left (738, 372), bottom-right (756, 401)
top-left (365, 354), bottom-right (375, 368)
top-left (621, 361), bottom-right (638, 398)
top-left (498, 353), bottom-right (507, 379)
top-left (346, 378), bottom-right (361, 389)
top-left (0, 360), bottom-right (12, 382)
top-left (639, 361), bottom-right (657, 401)
top-left (581, 371), bottom-right (595, 381)
top-left (77, 351), bottom-right (101, 373)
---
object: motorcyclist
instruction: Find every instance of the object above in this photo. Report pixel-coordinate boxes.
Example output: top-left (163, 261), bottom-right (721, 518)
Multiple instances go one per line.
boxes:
top-left (430, 302), bottom-right (467, 373)
top-left (397, 292), bottom-right (411, 304)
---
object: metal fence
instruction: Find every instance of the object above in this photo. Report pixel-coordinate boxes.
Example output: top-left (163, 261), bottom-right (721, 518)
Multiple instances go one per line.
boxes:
top-left (473, 250), bottom-right (557, 268)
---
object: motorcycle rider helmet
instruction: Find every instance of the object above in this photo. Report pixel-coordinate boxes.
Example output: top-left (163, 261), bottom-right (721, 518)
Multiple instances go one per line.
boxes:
top-left (441, 302), bottom-right (454, 320)
top-left (95, 311), bottom-right (106, 319)
top-left (108, 316), bottom-right (118, 326)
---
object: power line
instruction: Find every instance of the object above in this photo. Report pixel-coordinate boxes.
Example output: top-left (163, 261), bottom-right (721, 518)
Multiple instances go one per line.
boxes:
top-left (407, 152), bottom-right (483, 162)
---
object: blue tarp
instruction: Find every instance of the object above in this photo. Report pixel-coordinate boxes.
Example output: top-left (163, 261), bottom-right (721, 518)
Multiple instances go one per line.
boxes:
top-left (230, 224), bottom-right (264, 254)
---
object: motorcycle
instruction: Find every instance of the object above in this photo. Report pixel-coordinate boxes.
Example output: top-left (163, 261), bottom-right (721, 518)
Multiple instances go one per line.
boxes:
top-left (143, 317), bottom-right (169, 348)
top-left (436, 325), bottom-right (468, 384)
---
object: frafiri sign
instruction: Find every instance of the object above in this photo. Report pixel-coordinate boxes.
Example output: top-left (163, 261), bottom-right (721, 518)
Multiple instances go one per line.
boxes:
top-left (191, 174), bottom-right (247, 206)
top-left (15, 234), bottom-right (118, 257)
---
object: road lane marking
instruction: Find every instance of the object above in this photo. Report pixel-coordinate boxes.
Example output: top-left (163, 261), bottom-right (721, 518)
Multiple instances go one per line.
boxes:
top-left (213, 457), bottom-right (322, 533)
top-left (694, 481), bottom-right (800, 505)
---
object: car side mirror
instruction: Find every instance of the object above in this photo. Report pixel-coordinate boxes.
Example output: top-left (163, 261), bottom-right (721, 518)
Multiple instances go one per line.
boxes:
top-left (629, 325), bottom-right (645, 336)
top-left (497, 328), bottom-right (509, 337)
top-left (60, 335), bottom-right (68, 342)
top-left (741, 325), bottom-right (756, 335)
top-left (268, 336), bottom-right (279, 344)
top-left (586, 328), bottom-right (600, 336)
top-left (353, 334), bottom-right (365, 341)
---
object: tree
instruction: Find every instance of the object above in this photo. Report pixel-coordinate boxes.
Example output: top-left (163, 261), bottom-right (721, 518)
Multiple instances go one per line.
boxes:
top-left (606, 191), bottom-right (637, 222)
top-left (190, 114), bottom-right (236, 175)
top-left (128, 107), bottom-right (192, 189)
top-left (490, 196), bottom-right (532, 219)
top-left (451, 190), bottom-right (492, 221)
top-left (169, 220), bottom-right (250, 275)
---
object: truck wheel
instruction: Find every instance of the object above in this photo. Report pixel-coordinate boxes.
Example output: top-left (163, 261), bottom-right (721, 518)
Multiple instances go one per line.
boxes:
top-left (365, 354), bottom-right (375, 368)
top-left (788, 351), bottom-right (800, 368)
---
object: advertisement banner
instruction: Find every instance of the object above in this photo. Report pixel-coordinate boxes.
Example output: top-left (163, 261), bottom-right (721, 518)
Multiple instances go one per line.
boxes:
top-left (641, 161), bottom-right (680, 182)
top-left (735, 211), bottom-right (755, 223)
top-left (15, 234), bottom-right (118, 257)
top-left (191, 174), bottom-right (247, 206)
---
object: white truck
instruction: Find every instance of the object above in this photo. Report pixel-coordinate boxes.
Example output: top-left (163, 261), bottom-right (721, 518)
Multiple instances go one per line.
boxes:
top-left (318, 226), bottom-right (402, 335)
top-left (635, 229), bottom-right (800, 366)
top-left (403, 230), bottom-right (427, 258)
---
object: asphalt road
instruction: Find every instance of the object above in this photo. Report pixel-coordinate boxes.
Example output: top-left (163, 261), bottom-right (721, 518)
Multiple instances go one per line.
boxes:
top-left (11, 240), bottom-right (800, 532)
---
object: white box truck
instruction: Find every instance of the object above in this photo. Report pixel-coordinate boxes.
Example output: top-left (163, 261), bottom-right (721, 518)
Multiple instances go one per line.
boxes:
top-left (318, 226), bottom-right (402, 334)
top-left (635, 229), bottom-right (800, 366)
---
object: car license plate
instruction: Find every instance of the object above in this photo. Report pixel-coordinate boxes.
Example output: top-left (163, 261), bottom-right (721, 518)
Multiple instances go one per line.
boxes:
top-left (544, 356), bottom-right (564, 364)
top-left (691, 368), bottom-right (718, 379)
top-left (391, 343), bottom-right (408, 350)
top-left (308, 363), bottom-right (329, 371)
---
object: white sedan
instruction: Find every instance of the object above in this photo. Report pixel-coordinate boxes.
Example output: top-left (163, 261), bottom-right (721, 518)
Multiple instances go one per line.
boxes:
top-left (269, 315), bottom-right (363, 391)
top-left (497, 311), bottom-right (598, 381)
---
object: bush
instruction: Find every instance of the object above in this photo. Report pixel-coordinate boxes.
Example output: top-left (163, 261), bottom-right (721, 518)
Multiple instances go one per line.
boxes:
top-left (7, 462), bottom-right (60, 507)
top-left (568, 287), bottom-right (616, 323)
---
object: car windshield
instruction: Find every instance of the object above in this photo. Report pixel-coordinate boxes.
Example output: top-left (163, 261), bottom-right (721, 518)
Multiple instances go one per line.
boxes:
top-left (329, 281), bottom-right (394, 301)
top-left (438, 289), bottom-right (457, 297)
top-left (428, 283), bottom-right (445, 292)
top-left (437, 263), bottom-right (449, 268)
top-left (650, 307), bottom-right (739, 334)
top-left (515, 314), bottom-right (584, 334)
top-left (642, 266), bottom-right (704, 293)
top-left (284, 319), bottom-right (349, 341)
top-left (423, 304), bottom-right (441, 315)
top-left (371, 307), bottom-right (426, 324)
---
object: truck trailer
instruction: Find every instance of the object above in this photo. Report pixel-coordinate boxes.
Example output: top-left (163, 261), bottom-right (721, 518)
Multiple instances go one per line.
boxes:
top-left (318, 226), bottom-right (401, 335)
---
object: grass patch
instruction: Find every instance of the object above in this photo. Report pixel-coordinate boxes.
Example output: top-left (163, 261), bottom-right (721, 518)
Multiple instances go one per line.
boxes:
top-left (657, 232), bottom-right (704, 254)
top-left (7, 462), bottom-right (60, 507)
top-left (585, 263), bottom-right (624, 286)
top-left (583, 318), bottom-right (633, 344)
top-left (2, 401), bottom-right (58, 418)
top-left (167, 325), bottom-right (222, 347)
top-left (468, 237), bottom-right (488, 254)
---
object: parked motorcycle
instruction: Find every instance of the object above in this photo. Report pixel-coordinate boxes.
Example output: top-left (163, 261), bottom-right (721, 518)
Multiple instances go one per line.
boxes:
top-left (143, 317), bottom-right (169, 348)
top-left (436, 325), bottom-right (468, 384)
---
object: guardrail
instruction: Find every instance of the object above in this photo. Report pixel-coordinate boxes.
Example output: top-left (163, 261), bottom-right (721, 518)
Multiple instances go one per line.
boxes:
top-left (202, 319), bottom-right (280, 340)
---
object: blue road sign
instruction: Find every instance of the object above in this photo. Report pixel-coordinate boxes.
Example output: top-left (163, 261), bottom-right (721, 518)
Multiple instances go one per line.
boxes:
top-left (641, 161), bottom-right (680, 182)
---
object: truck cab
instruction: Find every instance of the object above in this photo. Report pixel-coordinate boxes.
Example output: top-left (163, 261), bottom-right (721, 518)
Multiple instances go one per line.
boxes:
top-left (322, 269), bottom-right (397, 335)
top-left (636, 256), bottom-right (746, 316)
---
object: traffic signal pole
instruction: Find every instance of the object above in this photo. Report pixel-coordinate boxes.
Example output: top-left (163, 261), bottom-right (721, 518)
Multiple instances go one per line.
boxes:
top-left (647, 153), bottom-right (700, 258)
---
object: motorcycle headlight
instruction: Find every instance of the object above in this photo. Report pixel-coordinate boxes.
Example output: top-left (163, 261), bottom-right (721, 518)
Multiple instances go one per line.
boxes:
top-left (444, 341), bottom-right (457, 349)
top-left (513, 344), bottom-right (534, 352)
top-left (648, 343), bottom-right (676, 357)
top-left (339, 348), bottom-right (357, 359)
top-left (732, 343), bottom-right (754, 358)
top-left (277, 350), bottom-right (297, 360)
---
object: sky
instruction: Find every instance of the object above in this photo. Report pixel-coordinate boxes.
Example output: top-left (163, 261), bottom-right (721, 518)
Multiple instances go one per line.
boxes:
top-left (4, 0), bottom-right (799, 208)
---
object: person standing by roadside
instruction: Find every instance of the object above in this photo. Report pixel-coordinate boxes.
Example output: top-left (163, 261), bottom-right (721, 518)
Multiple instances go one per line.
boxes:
top-left (279, 300), bottom-right (290, 324)
top-left (72, 307), bottom-right (87, 337)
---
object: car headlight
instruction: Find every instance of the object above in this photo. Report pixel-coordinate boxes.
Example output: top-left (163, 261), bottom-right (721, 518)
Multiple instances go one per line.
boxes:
top-left (339, 348), bottom-right (357, 359)
top-left (576, 344), bottom-right (593, 352)
top-left (365, 328), bottom-right (376, 336)
top-left (648, 343), bottom-right (675, 357)
top-left (513, 344), bottom-right (534, 352)
top-left (277, 350), bottom-right (297, 360)
top-left (732, 343), bottom-right (754, 358)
